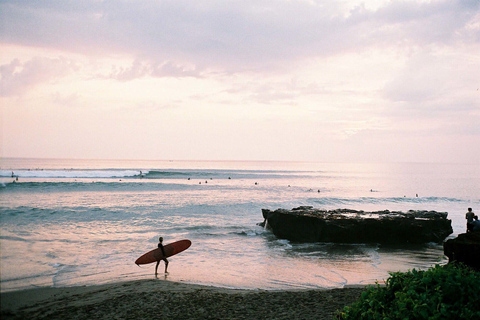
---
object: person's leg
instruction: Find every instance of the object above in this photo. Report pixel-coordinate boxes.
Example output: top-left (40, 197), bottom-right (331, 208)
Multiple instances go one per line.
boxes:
top-left (155, 260), bottom-right (160, 275)
top-left (164, 259), bottom-right (169, 273)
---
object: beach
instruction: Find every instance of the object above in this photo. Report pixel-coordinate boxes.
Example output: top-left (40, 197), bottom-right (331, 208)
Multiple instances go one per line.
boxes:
top-left (1, 280), bottom-right (366, 320)
top-left (1, 159), bottom-right (477, 319)
top-left (2, 159), bottom-right (474, 293)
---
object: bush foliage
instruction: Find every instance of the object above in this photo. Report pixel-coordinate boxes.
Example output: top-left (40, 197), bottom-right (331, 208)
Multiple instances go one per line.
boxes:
top-left (337, 263), bottom-right (480, 319)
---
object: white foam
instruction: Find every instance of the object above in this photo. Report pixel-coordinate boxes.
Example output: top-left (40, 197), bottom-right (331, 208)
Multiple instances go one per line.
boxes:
top-left (0, 169), bottom-right (146, 179)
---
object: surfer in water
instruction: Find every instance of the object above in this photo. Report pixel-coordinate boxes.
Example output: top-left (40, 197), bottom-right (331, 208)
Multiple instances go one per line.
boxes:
top-left (155, 237), bottom-right (169, 275)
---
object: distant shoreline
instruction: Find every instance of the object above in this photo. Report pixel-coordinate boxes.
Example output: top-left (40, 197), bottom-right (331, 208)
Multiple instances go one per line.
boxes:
top-left (1, 279), bottom-right (367, 320)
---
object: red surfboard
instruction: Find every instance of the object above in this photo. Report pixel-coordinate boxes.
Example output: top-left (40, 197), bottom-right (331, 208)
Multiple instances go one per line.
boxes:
top-left (135, 239), bottom-right (191, 265)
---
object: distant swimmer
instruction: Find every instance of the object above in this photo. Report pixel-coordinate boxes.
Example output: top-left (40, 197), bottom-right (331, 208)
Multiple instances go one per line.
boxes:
top-left (11, 171), bottom-right (14, 178)
top-left (155, 237), bottom-right (169, 275)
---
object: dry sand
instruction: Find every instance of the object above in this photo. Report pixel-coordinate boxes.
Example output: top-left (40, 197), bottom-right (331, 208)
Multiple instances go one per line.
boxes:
top-left (1, 280), bottom-right (366, 319)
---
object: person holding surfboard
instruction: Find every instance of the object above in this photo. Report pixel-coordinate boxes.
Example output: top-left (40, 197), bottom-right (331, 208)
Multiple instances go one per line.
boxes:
top-left (135, 238), bottom-right (190, 274)
top-left (155, 237), bottom-right (169, 275)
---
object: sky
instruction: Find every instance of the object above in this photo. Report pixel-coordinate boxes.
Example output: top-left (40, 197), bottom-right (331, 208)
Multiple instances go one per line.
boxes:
top-left (1, 0), bottom-right (479, 163)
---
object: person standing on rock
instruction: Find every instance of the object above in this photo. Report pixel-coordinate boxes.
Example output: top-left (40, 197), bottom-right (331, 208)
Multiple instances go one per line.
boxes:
top-left (465, 208), bottom-right (476, 232)
top-left (471, 216), bottom-right (480, 232)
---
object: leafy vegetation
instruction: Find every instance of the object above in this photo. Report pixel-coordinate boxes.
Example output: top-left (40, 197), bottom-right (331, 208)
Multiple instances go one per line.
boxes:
top-left (337, 263), bottom-right (480, 319)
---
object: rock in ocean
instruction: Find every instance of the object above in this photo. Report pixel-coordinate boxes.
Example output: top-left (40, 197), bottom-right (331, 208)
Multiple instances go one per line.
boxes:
top-left (444, 232), bottom-right (480, 270)
top-left (261, 207), bottom-right (452, 244)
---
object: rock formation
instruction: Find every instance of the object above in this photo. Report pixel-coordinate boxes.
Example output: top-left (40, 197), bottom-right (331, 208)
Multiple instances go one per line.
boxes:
top-left (444, 232), bottom-right (480, 270)
top-left (260, 207), bottom-right (452, 244)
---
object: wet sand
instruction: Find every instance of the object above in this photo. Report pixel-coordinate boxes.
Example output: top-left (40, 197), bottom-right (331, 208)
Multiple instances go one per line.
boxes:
top-left (1, 280), bottom-right (366, 319)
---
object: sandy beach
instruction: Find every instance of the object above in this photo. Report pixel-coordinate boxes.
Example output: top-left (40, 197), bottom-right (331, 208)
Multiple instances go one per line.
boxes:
top-left (1, 280), bottom-right (366, 319)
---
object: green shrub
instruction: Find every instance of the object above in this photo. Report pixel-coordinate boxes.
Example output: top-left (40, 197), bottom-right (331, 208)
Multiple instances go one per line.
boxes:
top-left (337, 263), bottom-right (480, 319)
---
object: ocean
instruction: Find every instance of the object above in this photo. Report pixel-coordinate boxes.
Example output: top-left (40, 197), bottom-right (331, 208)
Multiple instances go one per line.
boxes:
top-left (1, 158), bottom-right (479, 293)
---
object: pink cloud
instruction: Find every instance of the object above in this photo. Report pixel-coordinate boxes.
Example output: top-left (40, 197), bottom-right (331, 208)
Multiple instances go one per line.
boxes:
top-left (0, 57), bottom-right (76, 96)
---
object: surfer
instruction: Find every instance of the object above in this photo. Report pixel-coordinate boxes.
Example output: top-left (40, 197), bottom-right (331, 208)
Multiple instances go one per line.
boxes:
top-left (155, 237), bottom-right (169, 275)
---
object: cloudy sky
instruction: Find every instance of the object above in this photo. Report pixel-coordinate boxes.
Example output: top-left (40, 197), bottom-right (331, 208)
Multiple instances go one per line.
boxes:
top-left (1, 0), bottom-right (479, 163)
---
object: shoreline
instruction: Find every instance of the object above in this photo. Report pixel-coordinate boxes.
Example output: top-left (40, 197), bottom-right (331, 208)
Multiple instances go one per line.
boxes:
top-left (1, 279), bottom-right (367, 320)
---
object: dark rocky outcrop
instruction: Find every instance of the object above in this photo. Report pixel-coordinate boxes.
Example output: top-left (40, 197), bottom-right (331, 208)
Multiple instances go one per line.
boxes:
top-left (444, 232), bottom-right (480, 270)
top-left (260, 207), bottom-right (453, 244)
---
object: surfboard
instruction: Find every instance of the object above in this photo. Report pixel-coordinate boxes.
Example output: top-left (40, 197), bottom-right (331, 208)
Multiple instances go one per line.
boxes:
top-left (135, 239), bottom-right (191, 265)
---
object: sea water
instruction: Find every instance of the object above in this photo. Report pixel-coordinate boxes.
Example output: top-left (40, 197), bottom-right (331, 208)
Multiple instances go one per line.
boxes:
top-left (1, 159), bottom-right (479, 292)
